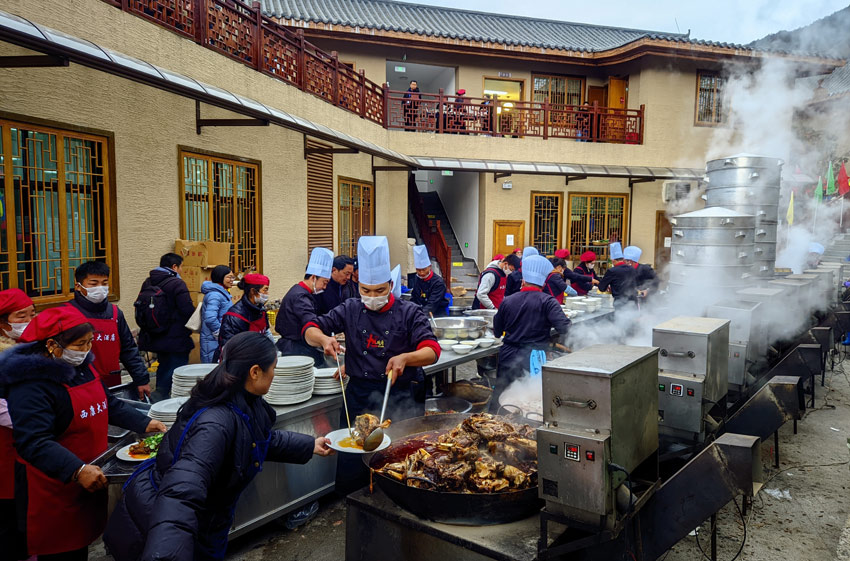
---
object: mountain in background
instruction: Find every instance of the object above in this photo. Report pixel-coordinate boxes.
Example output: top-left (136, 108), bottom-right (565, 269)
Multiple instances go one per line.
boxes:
top-left (750, 5), bottom-right (850, 59)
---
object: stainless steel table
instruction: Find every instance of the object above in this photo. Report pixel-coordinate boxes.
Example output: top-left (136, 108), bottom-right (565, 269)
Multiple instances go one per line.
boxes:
top-left (423, 344), bottom-right (501, 382)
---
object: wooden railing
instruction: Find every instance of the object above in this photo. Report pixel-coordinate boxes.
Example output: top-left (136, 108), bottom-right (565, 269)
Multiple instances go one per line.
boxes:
top-left (101, 0), bottom-right (646, 144)
top-left (407, 180), bottom-right (452, 291)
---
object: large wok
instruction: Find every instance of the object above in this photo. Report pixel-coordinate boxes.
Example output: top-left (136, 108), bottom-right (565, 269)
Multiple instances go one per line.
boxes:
top-left (364, 413), bottom-right (542, 525)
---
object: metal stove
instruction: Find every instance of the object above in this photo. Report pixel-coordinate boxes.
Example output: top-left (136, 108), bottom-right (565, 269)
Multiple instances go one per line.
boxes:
top-left (706, 300), bottom-right (763, 390)
top-left (652, 317), bottom-right (730, 442)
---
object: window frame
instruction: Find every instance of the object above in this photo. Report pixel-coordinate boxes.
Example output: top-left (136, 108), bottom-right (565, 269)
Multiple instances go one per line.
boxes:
top-left (566, 192), bottom-right (630, 261)
top-left (694, 70), bottom-right (726, 127)
top-left (532, 73), bottom-right (586, 107)
top-left (0, 114), bottom-right (119, 306)
top-left (337, 176), bottom-right (375, 257)
top-left (529, 191), bottom-right (564, 257)
top-left (178, 146), bottom-right (263, 274)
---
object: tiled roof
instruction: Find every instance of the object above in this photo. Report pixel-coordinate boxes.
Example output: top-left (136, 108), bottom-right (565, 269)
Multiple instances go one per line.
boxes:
top-left (260, 0), bottom-right (693, 52)
top-left (799, 62), bottom-right (850, 99)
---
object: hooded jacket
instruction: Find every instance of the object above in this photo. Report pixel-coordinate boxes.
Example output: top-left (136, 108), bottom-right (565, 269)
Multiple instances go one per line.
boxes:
top-left (199, 282), bottom-right (233, 363)
top-left (215, 297), bottom-right (268, 361)
top-left (137, 269), bottom-right (195, 354)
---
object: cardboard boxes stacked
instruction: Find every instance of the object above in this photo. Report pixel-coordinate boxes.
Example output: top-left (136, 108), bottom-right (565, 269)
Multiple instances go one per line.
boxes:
top-left (174, 240), bottom-right (231, 364)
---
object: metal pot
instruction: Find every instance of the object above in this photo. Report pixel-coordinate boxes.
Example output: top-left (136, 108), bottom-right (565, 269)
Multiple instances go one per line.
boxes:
top-left (430, 317), bottom-right (488, 340)
top-left (671, 207), bottom-right (756, 229)
top-left (463, 309), bottom-right (497, 327)
top-left (666, 262), bottom-right (753, 288)
top-left (753, 225), bottom-right (778, 243)
top-left (704, 186), bottom-right (780, 209)
top-left (671, 226), bottom-right (755, 245)
top-left (670, 244), bottom-right (754, 265)
top-left (753, 262), bottom-right (775, 276)
top-left (706, 155), bottom-right (784, 172)
top-left (753, 243), bottom-right (777, 260)
top-left (447, 306), bottom-right (467, 317)
top-left (703, 202), bottom-right (779, 223)
top-left (705, 166), bottom-right (781, 187)
top-left (365, 413), bottom-right (542, 525)
top-left (425, 397), bottom-right (472, 414)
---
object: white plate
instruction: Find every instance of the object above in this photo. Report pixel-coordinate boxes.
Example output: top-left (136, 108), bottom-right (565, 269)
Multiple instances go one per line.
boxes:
top-left (275, 356), bottom-right (315, 369)
top-left (149, 397), bottom-right (188, 415)
top-left (325, 428), bottom-right (390, 454)
top-left (116, 443), bottom-right (154, 462)
top-left (315, 368), bottom-right (339, 378)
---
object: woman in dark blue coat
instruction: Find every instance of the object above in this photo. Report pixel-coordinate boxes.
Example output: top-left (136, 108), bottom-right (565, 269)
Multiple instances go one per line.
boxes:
top-left (104, 332), bottom-right (334, 561)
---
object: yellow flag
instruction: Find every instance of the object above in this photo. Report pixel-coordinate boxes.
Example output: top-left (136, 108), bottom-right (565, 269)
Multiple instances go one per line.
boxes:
top-left (786, 191), bottom-right (794, 225)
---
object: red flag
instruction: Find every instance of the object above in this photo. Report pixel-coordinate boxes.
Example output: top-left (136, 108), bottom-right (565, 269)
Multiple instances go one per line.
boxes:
top-left (839, 162), bottom-right (850, 196)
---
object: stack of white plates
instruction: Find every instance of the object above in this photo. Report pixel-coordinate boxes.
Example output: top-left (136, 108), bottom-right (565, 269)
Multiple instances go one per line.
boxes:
top-left (171, 364), bottom-right (216, 398)
top-left (266, 356), bottom-right (315, 406)
top-left (313, 367), bottom-right (348, 395)
top-left (147, 396), bottom-right (188, 428)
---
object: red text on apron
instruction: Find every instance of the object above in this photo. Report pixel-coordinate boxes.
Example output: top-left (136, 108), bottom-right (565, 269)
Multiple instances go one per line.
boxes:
top-left (68, 303), bottom-right (122, 388)
top-left (225, 310), bottom-right (268, 333)
top-left (22, 377), bottom-right (109, 555)
top-left (0, 423), bottom-right (13, 499)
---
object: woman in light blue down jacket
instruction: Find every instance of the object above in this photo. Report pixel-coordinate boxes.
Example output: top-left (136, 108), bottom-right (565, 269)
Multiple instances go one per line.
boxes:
top-left (200, 265), bottom-right (235, 363)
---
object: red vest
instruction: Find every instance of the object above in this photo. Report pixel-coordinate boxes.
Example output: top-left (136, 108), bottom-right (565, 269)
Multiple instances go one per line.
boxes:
top-left (66, 302), bottom-right (123, 388)
top-left (544, 272), bottom-right (565, 304)
top-left (0, 423), bottom-right (13, 499)
top-left (224, 310), bottom-right (268, 333)
top-left (481, 267), bottom-right (508, 308)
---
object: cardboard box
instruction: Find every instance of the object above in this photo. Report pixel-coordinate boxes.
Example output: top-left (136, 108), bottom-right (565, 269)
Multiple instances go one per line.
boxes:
top-left (174, 239), bottom-right (231, 268)
top-left (188, 291), bottom-right (204, 306)
top-left (182, 266), bottom-right (213, 293)
top-left (189, 333), bottom-right (201, 364)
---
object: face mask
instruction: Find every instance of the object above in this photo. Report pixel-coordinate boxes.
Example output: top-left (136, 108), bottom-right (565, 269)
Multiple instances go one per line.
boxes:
top-left (312, 280), bottom-right (324, 295)
top-left (362, 294), bottom-right (389, 311)
top-left (3, 322), bottom-right (29, 340)
top-left (587, 263), bottom-right (595, 270)
top-left (81, 285), bottom-right (109, 304)
top-left (58, 347), bottom-right (89, 367)
top-left (256, 293), bottom-right (269, 306)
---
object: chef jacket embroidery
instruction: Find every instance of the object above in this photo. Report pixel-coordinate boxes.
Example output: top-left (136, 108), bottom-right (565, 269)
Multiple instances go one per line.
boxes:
top-left (94, 333), bottom-right (116, 342)
top-left (80, 399), bottom-right (109, 419)
top-left (366, 334), bottom-right (385, 349)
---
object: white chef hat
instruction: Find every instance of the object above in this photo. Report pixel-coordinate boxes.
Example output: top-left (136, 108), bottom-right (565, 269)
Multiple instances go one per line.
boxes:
top-left (391, 265), bottom-right (402, 298)
top-left (522, 255), bottom-right (553, 286)
top-left (523, 246), bottom-right (539, 258)
top-left (809, 242), bottom-right (825, 255)
top-left (357, 236), bottom-right (392, 285)
top-left (413, 245), bottom-right (431, 269)
top-left (623, 246), bottom-right (642, 262)
top-left (306, 247), bottom-right (333, 278)
top-left (610, 242), bottom-right (624, 260)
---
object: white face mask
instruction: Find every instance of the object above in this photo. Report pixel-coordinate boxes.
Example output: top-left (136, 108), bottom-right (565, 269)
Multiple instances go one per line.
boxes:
top-left (256, 293), bottom-right (269, 306)
top-left (312, 280), bottom-right (324, 295)
top-left (3, 322), bottom-right (29, 340)
top-left (362, 294), bottom-right (389, 311)
top-left (81, 285), bottom-right (109, 304)
top-left (587, 263), bottom-right (595, 270)
top-left (58, 347), bottom-right (89, 367)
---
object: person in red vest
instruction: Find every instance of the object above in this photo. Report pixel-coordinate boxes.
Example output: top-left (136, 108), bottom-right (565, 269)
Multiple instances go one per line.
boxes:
top-left (0, 288), bottom-right (36, 561)
top-left (571, 251), bottom-right (600, 296)
top-left (0, 307), bottom-right (164, 561)
top-left (67, 261), bottom-right (151, 398)
top-left (215, 274), bottom-right (272, 361)
top-left (473, 254), bottom-right (520, 309)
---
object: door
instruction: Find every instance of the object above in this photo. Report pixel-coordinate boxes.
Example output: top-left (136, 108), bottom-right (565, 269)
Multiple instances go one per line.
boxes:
top-left (605, 77), bottom-right (628, 141)
top-left (493, 220), bottom-right (525, 258)
top-left (587, 86), bottom-right (606, 107)
top-left (655, 210), bottom-right (672, 274)
top-left (607, 78), bottom-right (627, 109)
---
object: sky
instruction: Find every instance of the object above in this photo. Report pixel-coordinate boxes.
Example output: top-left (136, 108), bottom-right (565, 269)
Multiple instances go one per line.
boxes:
top-left (397, 0), bottom-right (849, 45)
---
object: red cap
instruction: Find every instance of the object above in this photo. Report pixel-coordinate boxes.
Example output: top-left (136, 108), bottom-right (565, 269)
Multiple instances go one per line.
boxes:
top-left (493, 254), bottom-right (505, 261)
top-left (243, 273), bottom-right (270, 286)
top-left (512, 248), bottom-right (522, 254)
top-left (456, 89), bottom-right (466, 95)
top-left (580, 251), bottom-right (597, 262)
top-left (0, 288), bottom-right (34, 316)
top-left (554, 249), bottom-right (570, 259)
top-left (20, 307), bottom-right (90, 343)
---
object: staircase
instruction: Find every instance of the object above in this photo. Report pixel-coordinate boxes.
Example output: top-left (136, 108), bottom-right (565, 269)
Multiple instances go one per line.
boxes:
top-left (419, 191), bottom-right (480, 290)
top-left (823, 234), bottom-right (850, 262)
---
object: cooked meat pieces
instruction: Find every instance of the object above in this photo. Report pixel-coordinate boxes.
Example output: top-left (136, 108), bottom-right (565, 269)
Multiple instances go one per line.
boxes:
top-left (438, 425), bottom-right (482, 449)
top-left (488, 437), bottom-right (538, 465)
top-left (502, 465), bottom-right (528, 488)
top-left (354, 413), bottom-right (391, 446)
top-left (462, 413), bottom-right (517, 441)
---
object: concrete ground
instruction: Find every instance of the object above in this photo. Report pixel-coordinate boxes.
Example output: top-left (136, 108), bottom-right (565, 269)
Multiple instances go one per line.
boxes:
top-left (91, 357), bottom-right (850, 561)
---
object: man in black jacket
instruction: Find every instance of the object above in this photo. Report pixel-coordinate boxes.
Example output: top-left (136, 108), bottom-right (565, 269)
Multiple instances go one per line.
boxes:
top-left (68, 261), bottom-right (151, 399)
top-left (137, 253), bottom-right (195, 401)
top-left (316, 255), bottom-right (356, 314)
top-left (410, 245), bottom-right (449, 317)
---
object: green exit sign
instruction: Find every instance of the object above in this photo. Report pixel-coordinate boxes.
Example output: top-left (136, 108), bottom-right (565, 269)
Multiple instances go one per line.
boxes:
top-left (464, 243), bottom-right (469, 248)
top-left (394, 65), bottom-right (406, 73)
top-left (441, 170), bottom-right (453, 176)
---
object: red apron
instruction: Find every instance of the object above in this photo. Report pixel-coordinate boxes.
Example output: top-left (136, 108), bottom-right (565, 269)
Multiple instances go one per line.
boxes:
top-left (480, 267), bottom-right (508, 308)
top-left (545, 273), bottom-right (565, 304)
top-left (224, 310), bottom-right (268, 333)
top-left (0, 423), bottom-right (13, 499)
top-left (67, 303), bottom-right (122, 387)
top-left (21, 376), bottom-right (109, 555)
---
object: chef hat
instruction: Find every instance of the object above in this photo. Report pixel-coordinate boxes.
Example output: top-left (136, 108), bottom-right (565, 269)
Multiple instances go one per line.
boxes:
top-left (242, 273), bottom-right (270, 286)
top-left (554, 249), bottom-right (570, 259)
top-left (809, 242), bottom-right (825, 255)
top-left (609, 242), bottom-right (624, 260)
top-left (391, 265), bottom-right (402, 299)
top-left (413, 245), bottom-right (431, 269)
top-left (20, 307), bottom-right (90, 343)
top-left (522, 255), bottom-right (553, 287)
top-left (306, 247), bottom-right (334, 278)
top-left (624, 246), bottom-right (642, 262)
top-left (523, 246), bottom-right (539, 258)
top-left (0, 288), bottom-right (34, 316)
top-left (580, 251), bottom-right (597, 262)
top-left (357, 236), bottom-right (392, 285)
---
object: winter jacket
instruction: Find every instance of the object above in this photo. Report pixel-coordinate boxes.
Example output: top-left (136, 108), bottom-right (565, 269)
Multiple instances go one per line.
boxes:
top-left (137, 269), bottom-right (195, 354)
top-left (215, 298), bottom-right (268, 360)
top-left (505, 269), bottom-right (523, 297)
top-left (0, 344), bottom-right (150, 483)
top-left (67, 292), bottom-right (150, 386)
top-left (199, 282), bottom-right (233, 363)
top-left (410, 272), bottom-right (449, 317)
top-left (315, 278), bottom-right (357, 315)
top-left (0, 333), bottom-right (16, 354)
top-left (103, 390), bottom-right (315, 561)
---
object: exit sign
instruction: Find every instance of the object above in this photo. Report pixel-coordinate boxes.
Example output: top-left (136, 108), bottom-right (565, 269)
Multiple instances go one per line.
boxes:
top-left (441, 170), bottom-right (453, 176)
top-left (394, 65), bottom-right (406, 73)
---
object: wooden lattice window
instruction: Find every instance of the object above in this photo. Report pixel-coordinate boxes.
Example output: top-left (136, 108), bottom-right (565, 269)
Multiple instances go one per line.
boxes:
top-left (567, 193), bottom-right (629, 261)
top-left (695, 70), bottom-right (725, 125)
top-left (180, 149), bottom-right (261, 274)
top-left (306, 140), bottom-right (334, 252)
top-left (533, 74), bottom-right (585, 107)
top-left (338, 178), bottom-right (374, 257)
top-left (530, 192), bottom-right (563, 257)
top-left (0, 120), bottom-right (116, 304)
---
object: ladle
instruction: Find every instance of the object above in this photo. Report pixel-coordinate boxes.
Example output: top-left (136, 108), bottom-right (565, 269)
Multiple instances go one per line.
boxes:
top-left (363, 372), bottom-right (393, 452)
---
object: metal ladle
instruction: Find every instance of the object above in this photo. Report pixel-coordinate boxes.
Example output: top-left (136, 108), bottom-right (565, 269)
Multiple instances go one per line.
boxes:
top-left (363, 372), bottom-right (393, 452)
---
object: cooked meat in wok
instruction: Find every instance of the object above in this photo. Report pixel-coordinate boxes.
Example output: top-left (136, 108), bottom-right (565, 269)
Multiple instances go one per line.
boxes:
top-left (354, 413), bottom-right (391, 447)
top-left (376, 413), bottom-right (537, 493)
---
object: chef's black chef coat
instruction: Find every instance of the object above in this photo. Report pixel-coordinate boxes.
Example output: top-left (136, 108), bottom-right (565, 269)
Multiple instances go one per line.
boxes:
top-left (410, 271), bottom-right (449, 317)
top-left (275, 282), bottom-right (325, 365)
top-left (597, 262), bottom-right (638, 305)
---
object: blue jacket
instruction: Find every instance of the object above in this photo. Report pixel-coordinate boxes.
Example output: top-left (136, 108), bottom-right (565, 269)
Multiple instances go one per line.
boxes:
top-left (199, 282), bottom-right (233, 363)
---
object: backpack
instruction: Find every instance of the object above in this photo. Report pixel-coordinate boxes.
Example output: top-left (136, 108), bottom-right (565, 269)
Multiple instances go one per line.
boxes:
top-left (134, 277), bottom-right (176, 334)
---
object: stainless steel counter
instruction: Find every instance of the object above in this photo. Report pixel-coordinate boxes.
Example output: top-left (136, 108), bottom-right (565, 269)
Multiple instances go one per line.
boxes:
top-left (569, 308), bottom-right (615, 324)
top-left (424, 344), bottom-right (501, 374)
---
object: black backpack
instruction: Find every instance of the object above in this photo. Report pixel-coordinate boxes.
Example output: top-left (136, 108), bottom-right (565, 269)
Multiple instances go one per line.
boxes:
top-left (134, 277), bottom-right (176, 334)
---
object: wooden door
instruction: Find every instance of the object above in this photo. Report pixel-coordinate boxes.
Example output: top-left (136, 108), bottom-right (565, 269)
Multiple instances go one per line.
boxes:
top-left (655, 210), bottom-right (672, 273)
top-left (607, 78), bottom-right (627, 109)
top-left (493, 220), bottom-right (525, 258)
top-left (605, 77), bottom-right (628, 141)
top-left (587, 86), bottom-right (606, 107)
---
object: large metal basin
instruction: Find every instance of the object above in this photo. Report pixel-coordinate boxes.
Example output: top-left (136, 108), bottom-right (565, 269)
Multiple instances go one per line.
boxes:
top-left (430, 317), bottom-right (488, 340)
top-left (671, 207), bottom-right (755, 229)
top-left (705, 166), bottom-right (781, 187)
top-left (671, 244), bottom-right (754, 265)
top-left (704, 186), bottom-right (780, 208)
top-left (672, 226), bottom-right (755, 245)
top-left (463, 309), bottom-right (497, 327)
top-left (666, 262), bottom-right (753, 287)
top-left (706, 155), bottom-right (784, 172)
top-left (704, 202), bottom-right (779, 223)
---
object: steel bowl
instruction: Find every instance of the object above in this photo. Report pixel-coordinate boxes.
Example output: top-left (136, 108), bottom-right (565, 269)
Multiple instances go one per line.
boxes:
top-left (425, 397), bottom-right (472, 415)
top-left (430, 317), bottom-right (488, 340)
top-left (462, 309), bottom-right (497, 327)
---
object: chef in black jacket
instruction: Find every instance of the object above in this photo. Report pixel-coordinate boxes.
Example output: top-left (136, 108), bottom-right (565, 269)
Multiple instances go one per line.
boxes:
top-left (492, 255), bottom-right (569, 409)
top-left (315, 255), bottom-right (356, 314)
top-left (598, 242), bottom-right (638, 309)
top-left (276, 247), bottom-right (334, 366)
top-left (410, 245), bottom-right (449, 317)
top-left (0, 307), bottom-right (164, 561)
top-left (625, 246), bottom-right (659, 300)
top-left (505, 246), bottom-right (538, 297)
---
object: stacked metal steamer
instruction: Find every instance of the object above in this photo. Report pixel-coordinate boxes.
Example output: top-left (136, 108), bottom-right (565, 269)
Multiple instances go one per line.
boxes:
top-left (703, 155), bottom-right (783, 277)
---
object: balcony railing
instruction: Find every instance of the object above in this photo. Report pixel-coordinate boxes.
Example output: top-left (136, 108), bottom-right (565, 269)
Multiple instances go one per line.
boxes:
top-left (100, 0), bottom-right (644, 144)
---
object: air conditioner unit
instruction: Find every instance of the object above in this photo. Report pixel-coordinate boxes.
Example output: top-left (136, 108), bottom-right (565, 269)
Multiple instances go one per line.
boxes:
top-left (662, 181), bottom-right (695, 203)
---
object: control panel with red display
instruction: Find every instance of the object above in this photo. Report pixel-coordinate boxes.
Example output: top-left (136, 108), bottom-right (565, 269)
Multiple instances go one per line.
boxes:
top-left (670, 383), bottom-right (684, 397)
top-left (565, 443), bottom-right (580, 461)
